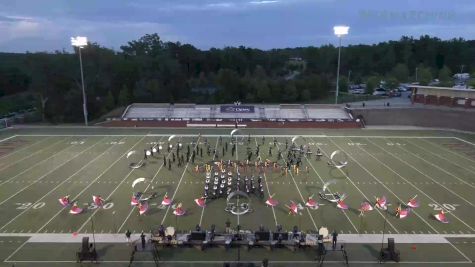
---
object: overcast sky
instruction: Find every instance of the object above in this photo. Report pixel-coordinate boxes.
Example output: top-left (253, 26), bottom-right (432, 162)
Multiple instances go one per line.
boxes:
top-left (0, 0), bottom-right (474, 52)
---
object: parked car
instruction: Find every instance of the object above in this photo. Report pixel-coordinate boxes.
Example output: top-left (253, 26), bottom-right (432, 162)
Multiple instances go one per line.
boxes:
top-left (389, 89), bottom-right (401, 97)
top-left (373, 88), bottom-right (387, 96)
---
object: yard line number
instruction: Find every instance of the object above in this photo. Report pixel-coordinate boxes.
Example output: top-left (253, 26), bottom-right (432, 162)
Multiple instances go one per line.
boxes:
top-left (428, 203), bottom-right (459, 211)
top-left (106, 141), bottom-right (125, 145)
top-left (347, 142), bottom-right (366, 146)
top-left (386, 142), bottom-right (406, 146)
top-left (88, 202), bottom-right (114, 210)
top-left (70, 141), bottom-right (85, 145)
top-left (307, 143), bottom-right (328, 146)
top-left (15, 202), bottom-right (46, 209)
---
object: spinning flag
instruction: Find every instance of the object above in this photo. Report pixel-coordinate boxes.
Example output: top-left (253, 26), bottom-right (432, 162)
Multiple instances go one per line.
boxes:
top-left (59, 195), bottom-right (70, 207)
top-left (132, 178), bottom-right (148, 189)
top-left (337, 199), bottom-right (349, 210)
top-left (291, 135), bottom-right (302, 144)
top-left (305, 195), bottom-right (318, 209)
top-left (138, 201), bottom-right (149, 215)
top-left (330, 150), bottom-right (348, 169)
top-left (407, 195), bottom-right (419, 208)
top-left (93, 195), bottom-right (104, 207)
top-left (375, 196), bottom-right (387, 210)
top-left (131, 193), bottom-right (140, 206)
top-left (358, 201), bottom-right (373, 216)
top-left (230, 129), bottom-right (240, 137)
top-left (161, 193), bottom-right (172, 206)
top-left (265, 194), bottom-right (278, 207)
top-left (434, 210), bottom-right (449, 223)
top-left (396, 204), bottom-right (410, 219)
top-left (287, 201), bottom-right (299, 215)
top-left (173, 203), bottom-right (186, 216)
top-left (194, 196), bottom-right (206, 208)
top-left (69, 202), bottom-right (83, 215)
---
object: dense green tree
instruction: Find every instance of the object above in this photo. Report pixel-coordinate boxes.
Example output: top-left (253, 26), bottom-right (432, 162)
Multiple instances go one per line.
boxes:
top-left (438, 66), bottom-right (453, 87)
top-left (390, 64), bottom-right (409, 83)
top-left (417, 65), bottom-right (433, 85)
top-left (104, 90), bottom-right (115, 111)
top-left (283, 82), bottom-right (298, 102)
top-left (118, 85), bottom-right (131, 106)
top-left (366, 76), bottom-right (381, 94)
top-left (301, 89), bottom-right (311, 102)
top-left (338, 76), bottom-right (349, 92)
top-left (256, 81), bottom-right (271, 102)
top-left (385, 77), bottom-right (399, 90)
top-left (1, 34), bottom-right (475, 122)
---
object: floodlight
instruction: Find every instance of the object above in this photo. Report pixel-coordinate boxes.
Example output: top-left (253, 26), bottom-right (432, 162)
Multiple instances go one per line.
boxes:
top-left (70, 36), bottom-right (89, 126)
top-left (333, 25), bottom-right (349, 104)
top-left (333, 26), bottom-right (349, 37)
top-left (71, 36), bottom-right (88, 47)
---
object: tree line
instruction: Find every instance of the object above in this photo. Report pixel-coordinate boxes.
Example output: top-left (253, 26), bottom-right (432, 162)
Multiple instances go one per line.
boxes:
top-left (0, 34), bottom-right (474, 122)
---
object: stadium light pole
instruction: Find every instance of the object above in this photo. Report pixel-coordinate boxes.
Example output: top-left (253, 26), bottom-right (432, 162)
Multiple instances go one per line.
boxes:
top-left (333, 25), bottom-right (349, 104)
top-left (71, 36), bottom-right (89, 126)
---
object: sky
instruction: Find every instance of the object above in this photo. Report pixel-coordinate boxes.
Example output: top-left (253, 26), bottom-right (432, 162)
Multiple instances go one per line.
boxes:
top-left (0, 0), bottom-right (474, 52)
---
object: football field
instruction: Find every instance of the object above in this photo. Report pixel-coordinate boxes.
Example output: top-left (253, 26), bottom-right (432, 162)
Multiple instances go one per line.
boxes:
top-left (0, 127), bottom-right (474, 266)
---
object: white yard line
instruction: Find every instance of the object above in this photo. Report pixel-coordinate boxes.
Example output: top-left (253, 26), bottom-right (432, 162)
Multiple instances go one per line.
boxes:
top-left (76, 136), bottom-right (150, 232)
top-left (303, 143), bottom-right (358, 233)
top-left (254, 137), bottom-right (278, 226)
top-left (275, 141), bottom-right (318, 231)
top-left (0, 135), bottom-right (17, 143)
top-left (117, 136), bottom-right (175, 233)
top-left (0, 137), bottom-right (118, 231)
top-left (36, 136), bottom-right (146, 233)
top-left (0, 137), bottom-right (63, 173)
top-left (310, 137), bottom-right (399, 234)
top-left (198, 137), bottom-right (220, 227)
top-left (421, 138), bottom-right (475, 164)
top-left (3, 238), bottom-right (28, 262)
top-left (160, 136), bottom-right (201, 225)
top-left (396, 140), bottom-right (475, 189)
top-left (378, 138), bottom-right (475, 207)
top-left (0, 138), bottom-right (102, 206)
top-left (340, 137), bottom-right (439, 234)
top-left (235, 136), bottom-right (239, 226)
top-left (412, 139), bottom-right (475, 175)
top-left (448, 241), bottom-right (472, 262)
top-left (454, 137), bottom-right (475, 147)
top-left (365, 138), bottom-right (475, 232)
top-left (0, 137), bottom-right (69, 187)
top-left (0, 136), bottom-right (50, 161)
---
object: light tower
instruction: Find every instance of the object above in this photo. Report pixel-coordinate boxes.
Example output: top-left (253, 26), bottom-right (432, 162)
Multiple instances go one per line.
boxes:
top-left (333, 26), bottom-right (349, 104)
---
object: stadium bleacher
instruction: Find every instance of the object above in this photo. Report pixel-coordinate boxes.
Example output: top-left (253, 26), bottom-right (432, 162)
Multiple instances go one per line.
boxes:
top-left (122, 103), bottom-right (351, 121)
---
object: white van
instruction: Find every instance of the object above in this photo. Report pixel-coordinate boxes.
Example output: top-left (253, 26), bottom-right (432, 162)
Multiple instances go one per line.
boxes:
top-left (373, 88), bottom-right (387, 96)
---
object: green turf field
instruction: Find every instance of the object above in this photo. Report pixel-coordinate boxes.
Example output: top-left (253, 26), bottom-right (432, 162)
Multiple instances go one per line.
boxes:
top-left (0, 127), bottom-right (474, 266)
